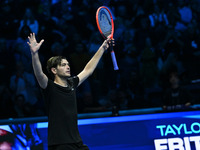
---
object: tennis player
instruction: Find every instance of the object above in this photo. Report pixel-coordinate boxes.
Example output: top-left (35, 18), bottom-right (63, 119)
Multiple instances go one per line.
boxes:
top-left (27, 33), bottom-right (112, 150)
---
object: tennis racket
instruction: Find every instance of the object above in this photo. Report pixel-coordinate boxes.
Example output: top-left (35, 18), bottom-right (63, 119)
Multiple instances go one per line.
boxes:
top-left (96, 6), bottom-right (119, 70)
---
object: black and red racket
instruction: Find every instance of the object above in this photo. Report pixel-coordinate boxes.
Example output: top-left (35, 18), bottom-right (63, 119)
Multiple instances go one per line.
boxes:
top-left (96, 6), bottom-right (119, 70)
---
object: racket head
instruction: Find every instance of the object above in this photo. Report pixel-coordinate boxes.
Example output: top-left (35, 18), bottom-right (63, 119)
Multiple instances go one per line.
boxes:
top-left (96, 6), bottom-right (114, 39)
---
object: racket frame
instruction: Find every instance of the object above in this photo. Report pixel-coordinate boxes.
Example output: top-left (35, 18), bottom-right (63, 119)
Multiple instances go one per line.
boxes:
top-left (96, 6), bottom-right (114, 39)
top-left (96, 6), bottom-right (119, 70)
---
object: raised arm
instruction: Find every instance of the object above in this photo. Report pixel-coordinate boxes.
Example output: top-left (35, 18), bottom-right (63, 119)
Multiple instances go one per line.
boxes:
top-left (77, 38), bottom-right (111, 86)
top-left (27, 33), bottom-right (48, 89)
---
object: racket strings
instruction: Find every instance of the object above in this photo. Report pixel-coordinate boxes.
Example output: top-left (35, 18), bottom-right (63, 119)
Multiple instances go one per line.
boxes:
top-left (98, 8), bottom-right (112, 38)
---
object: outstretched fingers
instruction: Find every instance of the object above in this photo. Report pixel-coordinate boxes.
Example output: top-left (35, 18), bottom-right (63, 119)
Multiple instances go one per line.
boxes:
top-left (38, 39), bottom-right (44, 46)
top-left (32, 32), bottom-right (36, 40)
top-left (28, 33), bottom-right (36, 42)
top-left (27, 33), bottom-right (44, 52)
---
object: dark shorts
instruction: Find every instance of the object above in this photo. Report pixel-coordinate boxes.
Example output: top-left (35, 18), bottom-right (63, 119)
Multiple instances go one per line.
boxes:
top-left (48, 141), bottom-right (89, 150)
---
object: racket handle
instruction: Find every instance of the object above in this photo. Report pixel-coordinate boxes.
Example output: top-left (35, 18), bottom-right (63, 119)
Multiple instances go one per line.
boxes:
top-left (111, 50), bottom-right (119, 70)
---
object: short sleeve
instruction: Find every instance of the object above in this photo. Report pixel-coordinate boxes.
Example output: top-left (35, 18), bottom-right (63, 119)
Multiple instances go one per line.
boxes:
top-left (68, 76), bottom-right (79, 88)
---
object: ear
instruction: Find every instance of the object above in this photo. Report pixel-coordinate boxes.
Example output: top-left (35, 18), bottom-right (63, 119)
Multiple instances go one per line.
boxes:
top-left (51, 67), bottom-right (57, 75)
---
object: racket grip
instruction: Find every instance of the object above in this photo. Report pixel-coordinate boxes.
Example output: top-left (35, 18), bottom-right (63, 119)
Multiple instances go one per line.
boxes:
top-left (111, 50), bottom-right (119, 70)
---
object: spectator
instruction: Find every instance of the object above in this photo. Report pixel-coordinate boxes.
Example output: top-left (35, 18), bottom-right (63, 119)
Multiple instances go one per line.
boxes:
top-left (162, 66), bottom-right (193, 111)
top-left (9, 61), bottom-right (40, 108)
top-left (18, 8), bottom-right (39, 35)
top-left (140, 37), bottom-right (159, 89)
top-left (0, 0), bottom-right (19, 39)
top-left (0, 38), bottom-right (15, 85)
top-left (13, 94), bottom-right (33, 118)
top-left (0, 86), bottom-right (16, 119)
top-left (50, 41), bottom-right (64, 56)
top-left (15, 25), bottom-right (33, 72)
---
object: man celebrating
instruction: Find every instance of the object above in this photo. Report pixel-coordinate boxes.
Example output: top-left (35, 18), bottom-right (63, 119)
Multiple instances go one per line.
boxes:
top-left (27, 33), bottom-right (112, 150)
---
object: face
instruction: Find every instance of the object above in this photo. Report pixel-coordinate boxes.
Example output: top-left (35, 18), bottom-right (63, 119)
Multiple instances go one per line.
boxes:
top-left (54, 59), bottom-right (71, 77)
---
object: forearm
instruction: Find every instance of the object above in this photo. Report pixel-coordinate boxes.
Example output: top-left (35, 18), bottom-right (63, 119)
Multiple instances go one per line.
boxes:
top-left (31, 52), bottom-right (48, 89)
top-left (77, 39), bottom-right (109, 86)
top-left (32, 52), bottom-right (44, 78)
top-left (84, 45), bottom-right (105, 75)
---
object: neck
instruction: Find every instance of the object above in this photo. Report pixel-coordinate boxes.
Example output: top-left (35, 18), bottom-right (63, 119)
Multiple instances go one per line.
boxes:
top-left (54, 76), bottom-right (68, 87)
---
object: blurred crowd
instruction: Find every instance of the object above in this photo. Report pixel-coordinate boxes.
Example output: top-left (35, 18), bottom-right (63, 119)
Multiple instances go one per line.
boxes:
top-left (0, 0), bottom-right (200, 119)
